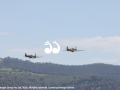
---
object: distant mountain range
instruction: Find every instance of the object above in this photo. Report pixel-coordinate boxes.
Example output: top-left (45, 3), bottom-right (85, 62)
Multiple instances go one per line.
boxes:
top-left (0, 57), bottom-right (120, 90)
top-left (0, 57), bottom-right (120, 80)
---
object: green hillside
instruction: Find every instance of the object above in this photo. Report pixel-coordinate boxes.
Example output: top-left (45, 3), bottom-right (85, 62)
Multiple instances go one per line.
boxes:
top-left (0, 67), bottom-right (120, 90)
top-left (1, 57), bottom-right (120, 80)
top-left (0, 57), bottom-right (120, 90)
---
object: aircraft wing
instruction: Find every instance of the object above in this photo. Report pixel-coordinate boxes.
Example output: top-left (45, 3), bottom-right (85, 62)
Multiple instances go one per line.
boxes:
top-left (76, 50), bottom-right (84, 51)
top-left (36, 56), bottom-right (42, 58)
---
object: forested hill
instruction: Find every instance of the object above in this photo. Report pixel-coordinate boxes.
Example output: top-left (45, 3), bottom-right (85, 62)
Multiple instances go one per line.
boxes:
top-left (0, 68), bottom-right (120, 90)
top-left (0, 57), bottom-right (120, 80)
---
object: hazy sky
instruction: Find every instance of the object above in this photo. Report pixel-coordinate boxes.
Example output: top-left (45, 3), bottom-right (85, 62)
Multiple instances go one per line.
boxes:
top-left (0, 0), bottom-right (120, 65)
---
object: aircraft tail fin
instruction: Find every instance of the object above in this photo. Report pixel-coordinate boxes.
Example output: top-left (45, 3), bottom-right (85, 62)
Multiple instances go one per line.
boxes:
top-left (66, 46), bottom-right (68, 50)
top-left (25, 53), bottom-right (27, 57)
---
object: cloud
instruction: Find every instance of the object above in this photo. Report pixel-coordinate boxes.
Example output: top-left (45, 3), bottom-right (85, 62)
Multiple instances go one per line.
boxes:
top-left (0, 32), bottom-right (9, 36)
top-left (58, 36), bottom-right (120, 55)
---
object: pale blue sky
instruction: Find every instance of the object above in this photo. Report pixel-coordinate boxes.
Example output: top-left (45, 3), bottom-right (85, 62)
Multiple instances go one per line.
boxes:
top-left (0, 0), bottom-right (120, 65)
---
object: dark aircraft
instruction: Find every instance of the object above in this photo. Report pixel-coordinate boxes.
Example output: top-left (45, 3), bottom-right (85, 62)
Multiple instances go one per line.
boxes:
top-left (25, 53), bottom-right (41, 58)
top-left (64, 46), bottom-right (84, 52)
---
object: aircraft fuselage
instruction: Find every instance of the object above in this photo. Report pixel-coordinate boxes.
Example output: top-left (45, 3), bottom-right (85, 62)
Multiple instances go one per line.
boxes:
top-left (25, 53), bottom-right (36, 58)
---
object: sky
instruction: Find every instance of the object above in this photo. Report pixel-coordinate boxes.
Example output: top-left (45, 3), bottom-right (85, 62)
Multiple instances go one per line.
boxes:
top-left (0, 0), bottom-right (120, 65)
